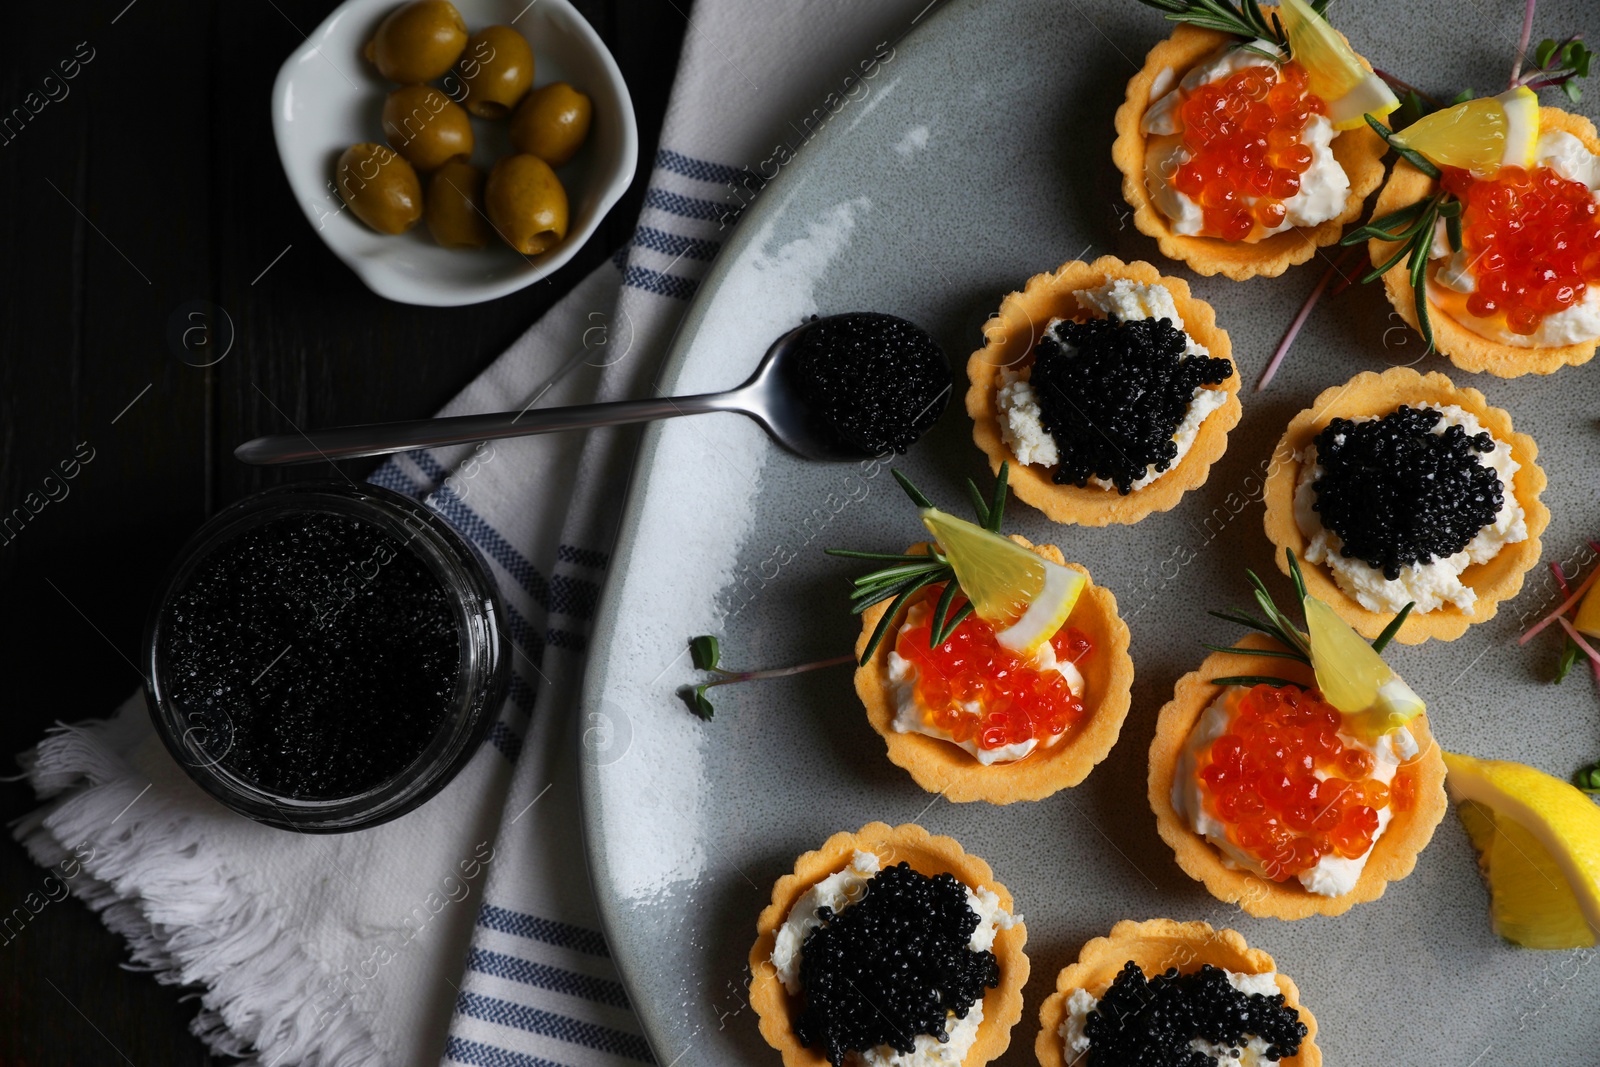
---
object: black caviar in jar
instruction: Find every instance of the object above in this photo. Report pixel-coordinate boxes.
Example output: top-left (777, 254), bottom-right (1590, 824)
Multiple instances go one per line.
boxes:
top-left (157, 510), bottom-right (460, 800)
top-left (794, 862), bottom-right (999, 1067)
top-left (787, 313), bottom-right (951, 455)
top-left (1311, 406), bottom-right (1502, 579)
top-left (1031, 317), bottom-right (1233, 494)
top-left (1083, 961), bottom-right (1307, 1066)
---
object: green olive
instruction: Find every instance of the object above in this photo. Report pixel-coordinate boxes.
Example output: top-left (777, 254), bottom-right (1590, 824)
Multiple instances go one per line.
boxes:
top-left (336, 143), bottom-right (423, 235)
top-left (455, 26), bottom-right (534, 118)
top-left (426, 156), bottom-right (491, 249)
top-left (365, 0), bottom-right (467, 83)
top-left (509, 82), bottom-right (592, 166)
top-left (381, 85), bottom-right (473, 172)
top-left (485, 154), bottom-right (568, 255)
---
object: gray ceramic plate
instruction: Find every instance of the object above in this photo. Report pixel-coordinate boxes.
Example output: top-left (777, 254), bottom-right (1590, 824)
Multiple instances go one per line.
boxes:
top-left (579, 0), bottom-right (1600, 1063)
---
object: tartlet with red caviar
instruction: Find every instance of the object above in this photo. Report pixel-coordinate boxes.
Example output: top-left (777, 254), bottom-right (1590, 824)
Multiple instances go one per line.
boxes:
top-left (1148, 554), bottom-right (1447, 919)
top-left (1261, 367), bottom-right (1548, 644)
top-left (1362, 102), bottom-right (1600, 377)
top-left (834, 467), bottom-right (1132, 804)
top-left (966, 256), bottom-right (1240, 526)
top-left (1037, 919), bottom-right (1320, 1067)
top-left (750, 822), bottom-right (1028, 1067)
top-left (1115, 0), bottom-right (1391, 279)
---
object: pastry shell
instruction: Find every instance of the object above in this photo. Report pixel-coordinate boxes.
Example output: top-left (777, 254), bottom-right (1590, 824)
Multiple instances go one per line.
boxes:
top-left (1112, 19), bottom-right (1387, 280)
top-left (966, 256), bottom-right (1241, 526)
top-left (1261, 366), bottom-right (1549, 644)
top-left (1147, 634), bottom-right (1448, 919)
top-left (1369, 107), bottom-right (1600, 378)
top-left (855, 539), bottom-right (1133, 803)
top-left (1035, 918), bottom-right (1321, 1067)
top-left (749, 822), bottom-right (1029, 1067)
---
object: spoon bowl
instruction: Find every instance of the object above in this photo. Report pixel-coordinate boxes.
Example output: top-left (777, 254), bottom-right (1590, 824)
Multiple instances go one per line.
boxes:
top-left (234, 314), bottom-right (950, 466)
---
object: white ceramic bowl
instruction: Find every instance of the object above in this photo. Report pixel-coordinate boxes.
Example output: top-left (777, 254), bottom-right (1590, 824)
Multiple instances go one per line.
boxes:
top-left (272, 0), bottom-right (638, 306)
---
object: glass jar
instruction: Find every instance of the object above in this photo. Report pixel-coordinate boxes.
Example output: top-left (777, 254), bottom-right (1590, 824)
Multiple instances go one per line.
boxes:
top-left (143, 481), bottom-right (508, 831)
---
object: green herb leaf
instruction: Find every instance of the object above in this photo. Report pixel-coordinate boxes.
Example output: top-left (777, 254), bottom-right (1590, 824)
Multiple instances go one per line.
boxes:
top-left (892, 468), bottom-right (934, 509)
top-left (1450, 88), bottom-right (1476, 105)
top-left (690, 634), bottom-right (720, 671)
top-left (965, 479), bottom-right (990, 528)
top-left (1574, 762), bottom-right (1600, 793)
top-left (1209, 675), bottom-right (1302, 688)
top-left (1365, 115), bottom-right (1442, 179)
top-left (1563, 80), bottom-right (1583, 104)
top-left (1371, 602), bottom-right (1415, 653)
top-left (825, 549), bottom-right (937, 562)
top-left (1285, 549), bottom-right (1308, 603)
top-left (989, 462), bottom-right (1009, 532)
top-left (859, 573), bottom-right (940, 665)
top-left (933, 601), bottom-right (976, 645)
top-left (1555, 638), bottom-right (1579, 684)
top-left (930, 578), bottom-right (962, 648)
top-left (1536, 38), bottom-right (1559, 70)
top-left (689, 684), bottom-right (716, 721)
top-left (1201, 643), bottom-right (1312, 661)
top-left (1134, 0), bottom-right (1284, 46)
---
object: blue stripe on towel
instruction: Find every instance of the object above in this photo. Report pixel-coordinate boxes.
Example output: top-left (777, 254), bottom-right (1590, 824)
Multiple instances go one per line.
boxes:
top-left (428, 487), bottom-right (551, 611)
top-left (486, 720), bottom-right (523, 763)
top-left (642, 187), bottom-right (726, 222)
top-left (443, 1035), bottom-right (566, 1067)
top-left (557, 544), bottom-right (609, 570)
top-left (631, 225), bottom-right (721, 262)
top-left (367, 460), bottom-right (424, 498)
top-left (468, 947), bottom-right (631, 1009)
top-left (549, 575), bottom-right (599, 621)
top-left (622, 265), bottom-right (698, 302)
top-left (655, 148), bottom-right (744, 185)
top-left (478, 905), bottom-right (611, 958)
top-left (455, 992), bottom-right (654, 1062)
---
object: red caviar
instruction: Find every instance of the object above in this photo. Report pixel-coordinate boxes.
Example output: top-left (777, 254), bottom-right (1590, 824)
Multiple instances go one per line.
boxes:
top-left (1171, 61), bottom-right (1327, 241)
top-left (893, 587), bottom-right (1094, 757)
top-left (1197, 683), bottom-right (1405, 882)
top-left (1437, 164), bottom-right (1600, 336)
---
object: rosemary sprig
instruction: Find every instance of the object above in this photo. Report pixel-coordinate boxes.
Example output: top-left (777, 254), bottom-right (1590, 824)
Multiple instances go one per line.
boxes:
top-left (1206, 549), bottom-right (1415, 685)
top-left (1337, 116), bottom-right (1458, 353)
top-left (1134, 0), bottom-right (1324, 50)
top-left (826, 463), bottom-right (1010, 665)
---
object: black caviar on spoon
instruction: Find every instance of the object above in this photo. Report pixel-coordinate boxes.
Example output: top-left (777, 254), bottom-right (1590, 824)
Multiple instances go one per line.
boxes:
top-left (234, 314), bottom-right (951, 466)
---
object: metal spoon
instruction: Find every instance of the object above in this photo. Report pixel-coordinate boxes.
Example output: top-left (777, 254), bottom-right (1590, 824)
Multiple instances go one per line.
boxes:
top-left (234, 316), bottom-right (946, 466)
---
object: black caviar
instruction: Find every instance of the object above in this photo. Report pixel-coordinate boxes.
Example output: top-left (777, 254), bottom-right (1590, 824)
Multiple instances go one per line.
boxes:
top-left (787, 312), bottom-right (951, 455)
top-left (794, 862), bottom-right (998, 1066)
top-left (1083, 961), bottom-right (1307, 1066)
top-left (1311, 406), bottom-right (1502, 579)
top-left (158, 511), bottom-right (460, 800)
top-left (1031, 317), bottom-right (1233, 494)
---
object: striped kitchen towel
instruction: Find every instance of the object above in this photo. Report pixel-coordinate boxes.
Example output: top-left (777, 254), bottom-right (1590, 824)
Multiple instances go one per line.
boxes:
top-left (11, 1), bottom-right (937, 1065)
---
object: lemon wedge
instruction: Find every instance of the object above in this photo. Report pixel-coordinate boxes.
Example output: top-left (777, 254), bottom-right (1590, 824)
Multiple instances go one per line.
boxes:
top-left (1303, 595), bottom-right (1425, 736)
top-left (1445, 751), bottom-right (1600, 949)
top-left (1573, 577), bottom-right (1600, 638)
top-left (1278, 0), bottom-right (1398, 131)
top-left (1390, 87), bottom-right (1540, 175)
top-left (920, 508), bottom-right (1085, 654)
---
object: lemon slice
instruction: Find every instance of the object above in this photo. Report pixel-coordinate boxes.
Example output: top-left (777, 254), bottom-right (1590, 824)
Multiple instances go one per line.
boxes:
top-left (1278, 0), bottom-right (1398, 131)
top-left (1303, 595), bottom-right (1425, 736)
top-left (1573, 576), bottom-right (1600, 638)
top-left (1444, 751), bottom-right (1600, 949)
top-left (1390, 87), bottom-right (1540, 175)
top-left (919, 508), bottom-right (1085, 654)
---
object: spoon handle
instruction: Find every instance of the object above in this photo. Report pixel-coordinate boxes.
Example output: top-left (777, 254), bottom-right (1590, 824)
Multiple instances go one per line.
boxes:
top-left (233, 391), bottom-right (742, 466)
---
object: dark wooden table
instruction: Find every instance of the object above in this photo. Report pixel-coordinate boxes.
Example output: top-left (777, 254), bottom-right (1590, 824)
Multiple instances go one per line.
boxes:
top-left (0, 2), bottom-right (684, 1061)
